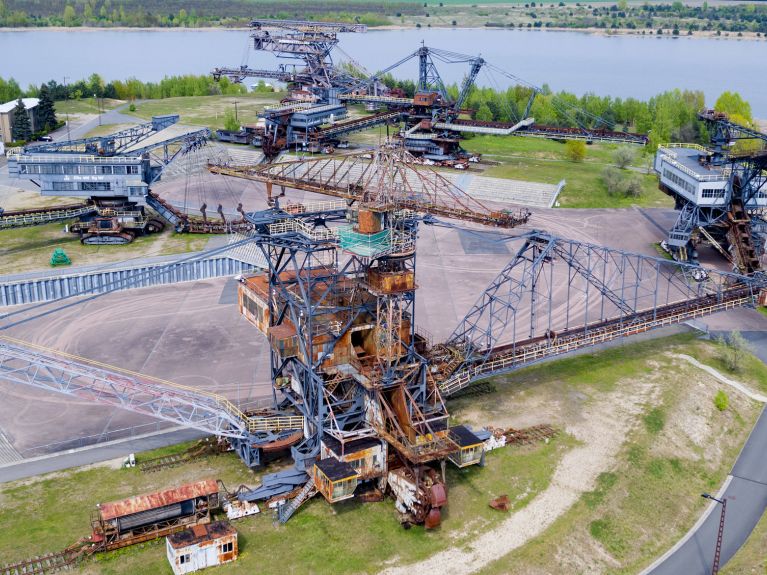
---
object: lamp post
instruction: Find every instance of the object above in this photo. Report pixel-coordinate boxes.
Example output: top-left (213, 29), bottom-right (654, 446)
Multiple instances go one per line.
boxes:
top-left (94, 93), bottom-right (101, 126)
top-left (701, 493), bottom-right (727, 575)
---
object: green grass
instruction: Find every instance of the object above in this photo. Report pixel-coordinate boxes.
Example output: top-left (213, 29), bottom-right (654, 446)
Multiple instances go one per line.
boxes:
top-left (1, 430), bottom-right (571, 574)
top-left (0, 223), bottom-right (210, 275)
top-left (126, 94), bottom-right (284, 130)
top-left (462, 135), bottom-right (672, 209)
top-left (759, 306), bottom-right (767, 318)
top-left (56, 98), bottom-right (125, 115)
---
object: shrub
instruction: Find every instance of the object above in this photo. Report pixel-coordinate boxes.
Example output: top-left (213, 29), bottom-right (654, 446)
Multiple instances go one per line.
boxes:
top-left (565, 139), bottom-right (587, 162)
top-left (602, 166), bottom-right (623, 195)
top-left (128, 103), bottom-right (136, 112)
top-left (613, 146), bottom-right (635, 168)
top-left (714, 390), bottom-right (729, 411)
top-left (623, 174), bottom-right (644, 198)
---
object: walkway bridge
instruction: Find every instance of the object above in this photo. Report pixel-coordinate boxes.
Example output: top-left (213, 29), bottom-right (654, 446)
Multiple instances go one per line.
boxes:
top-left (430, 230), bottom-right (767, 396)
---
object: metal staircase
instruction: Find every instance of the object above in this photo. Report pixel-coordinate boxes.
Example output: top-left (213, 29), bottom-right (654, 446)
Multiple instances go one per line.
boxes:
top-left (277, 478), bottom-right (318, 523)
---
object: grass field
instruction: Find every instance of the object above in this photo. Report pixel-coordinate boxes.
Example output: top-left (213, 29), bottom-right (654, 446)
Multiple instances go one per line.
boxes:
top-left (56, 98), bottom-right (126, 115)
top-left (462, 135), bottom-right (672, 208)
top-left (0, 223), bottom-right (210, 276)
top-left (126, 93), bottom-right (284, 130)
top-left (1, 333), bottom-right (765, 574)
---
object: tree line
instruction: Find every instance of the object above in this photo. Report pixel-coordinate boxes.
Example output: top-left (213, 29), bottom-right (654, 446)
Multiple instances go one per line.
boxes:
top-left (1, 73), bottom-right (249, 103)
top-left (0, 0), bottom-right (410, 27)
top-left (2, 71), bottom-right (758, 153)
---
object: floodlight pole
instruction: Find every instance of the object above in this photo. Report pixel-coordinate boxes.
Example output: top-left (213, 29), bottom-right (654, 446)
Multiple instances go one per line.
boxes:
top-left (701, 493), bottom-right (727, 575)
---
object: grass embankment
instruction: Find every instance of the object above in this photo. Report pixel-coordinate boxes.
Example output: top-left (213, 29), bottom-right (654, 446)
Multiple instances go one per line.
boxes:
top-left (3, 333), bottom-right (766, 573)
top-left (125, 93), bottom-right (284, 131)
top-left (462, 135), bottom-right (672, 208)
top-left (0, 223), bottom-right (209, 276)
top-left (476, 334), bottom-right (767, 575)
top-left (56, 98), bottom-right (126, 115)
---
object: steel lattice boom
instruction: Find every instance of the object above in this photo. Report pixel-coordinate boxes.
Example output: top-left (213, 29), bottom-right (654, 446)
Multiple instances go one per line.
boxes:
top-left (209, 145), bottom-right (531, 228)
top-left (0, 336), bottom-right (302, 440)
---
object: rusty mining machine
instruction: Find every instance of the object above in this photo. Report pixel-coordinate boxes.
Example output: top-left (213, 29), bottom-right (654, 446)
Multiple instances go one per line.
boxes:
top-left (3, 115), bottom-right (218, 243)
top-left (1, 145), bottom-right (766, 533)
top-left (654, 109), bottom-right (767, 274)
top-left (213, 21), bottom-right (647, 161)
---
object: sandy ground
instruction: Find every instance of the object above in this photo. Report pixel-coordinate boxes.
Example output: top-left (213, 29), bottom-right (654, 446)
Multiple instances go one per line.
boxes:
top-left (381, 375), bottom-right (658, 575)
top-left (380, 344), bottom-right (767, 575)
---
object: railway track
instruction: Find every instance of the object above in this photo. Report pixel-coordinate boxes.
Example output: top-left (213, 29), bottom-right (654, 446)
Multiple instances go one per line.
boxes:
top-left (1, 540), bottom-right (94, 575)
top-left (138, 438), bottom-right (223, 473)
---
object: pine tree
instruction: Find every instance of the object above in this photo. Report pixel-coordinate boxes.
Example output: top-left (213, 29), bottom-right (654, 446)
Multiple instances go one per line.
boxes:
top-left (11, 98), bottom-right (31, 142)
top-left (37, 85), bottom-right (57, 131)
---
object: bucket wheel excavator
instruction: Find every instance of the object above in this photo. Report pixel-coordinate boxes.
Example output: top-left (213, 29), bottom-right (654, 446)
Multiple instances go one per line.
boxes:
top-left (6, 115), bottom-right (210, 244)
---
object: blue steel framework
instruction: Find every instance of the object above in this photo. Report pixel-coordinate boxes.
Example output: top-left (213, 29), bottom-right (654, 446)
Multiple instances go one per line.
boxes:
top-left (659, 110), bottom-right (767, 274)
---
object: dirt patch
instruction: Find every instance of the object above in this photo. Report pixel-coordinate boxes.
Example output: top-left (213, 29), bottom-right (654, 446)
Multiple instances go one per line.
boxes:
top-left (380, 379), bottom-right (656, 575)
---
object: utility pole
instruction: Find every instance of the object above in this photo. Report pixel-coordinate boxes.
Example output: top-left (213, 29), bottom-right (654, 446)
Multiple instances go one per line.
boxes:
top-left (63, 76), bottom-right (71, 142)
top-left (701, 493), bottom-right (727, 575)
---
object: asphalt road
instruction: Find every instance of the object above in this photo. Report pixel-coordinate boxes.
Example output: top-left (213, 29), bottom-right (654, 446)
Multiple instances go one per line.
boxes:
top-left (0, 427), bottom-right (205, 483)
top-left (644, 330), bottom-right (767, 574)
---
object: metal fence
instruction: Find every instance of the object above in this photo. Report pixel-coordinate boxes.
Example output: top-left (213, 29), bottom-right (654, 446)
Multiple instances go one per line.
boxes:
top-left (0, 256), bottom-right (254, 307)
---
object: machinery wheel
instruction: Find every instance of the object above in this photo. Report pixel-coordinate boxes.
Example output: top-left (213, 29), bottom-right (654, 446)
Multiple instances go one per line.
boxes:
top-left (81, 232), bottom-right (135, 245)
top-left (145, 219), bottom-right (165, 234)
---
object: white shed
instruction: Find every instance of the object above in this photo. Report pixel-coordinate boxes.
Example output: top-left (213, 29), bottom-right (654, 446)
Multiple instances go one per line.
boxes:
top-left (166, 521), bottom-right (238, 574)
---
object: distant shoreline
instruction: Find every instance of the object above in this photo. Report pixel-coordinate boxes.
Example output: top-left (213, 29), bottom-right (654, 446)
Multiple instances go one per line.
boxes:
top-left (0, 25), bottom-right (765, 42)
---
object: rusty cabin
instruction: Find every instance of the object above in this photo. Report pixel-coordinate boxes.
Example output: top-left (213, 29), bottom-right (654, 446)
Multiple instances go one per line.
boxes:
top-left (320, 435), bottom-right (388, 480)
top-left (313, 457), bottom-right (360, 503)
top-left (166, 521), bottom-right (238, 575)
top-left (447, 425), bottom-right (485, 468)
top-left (92, 479), bottom-right (219, 550)
top-left (238, 269), bottom-right (415, 376)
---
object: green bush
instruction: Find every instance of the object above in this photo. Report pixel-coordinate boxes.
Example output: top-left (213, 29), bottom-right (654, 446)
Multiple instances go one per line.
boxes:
top-left (714, 390), bottom-right (729, 411)
top-left (565, 139), bottom-right (587, 162)
top-left (129, 103), bottom-right (136, 112)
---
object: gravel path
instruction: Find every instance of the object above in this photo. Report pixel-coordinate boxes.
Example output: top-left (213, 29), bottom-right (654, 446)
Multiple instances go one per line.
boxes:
top-left (380, 383), bottom-right (654, 575)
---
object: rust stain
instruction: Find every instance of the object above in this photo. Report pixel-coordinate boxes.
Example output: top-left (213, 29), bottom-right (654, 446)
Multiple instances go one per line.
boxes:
top-left (99, 479), bottom-right (218, 520)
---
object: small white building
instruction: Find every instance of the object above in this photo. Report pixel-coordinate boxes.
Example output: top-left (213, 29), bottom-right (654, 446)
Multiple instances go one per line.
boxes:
top-left (166, 521), bottom-right (238, 574)
top-left (0, 98), bottom-right (40, 143)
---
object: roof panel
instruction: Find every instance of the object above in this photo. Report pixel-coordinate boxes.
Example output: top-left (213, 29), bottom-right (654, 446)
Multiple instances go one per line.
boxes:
top-left (98, 479), bottom-right (218, 520)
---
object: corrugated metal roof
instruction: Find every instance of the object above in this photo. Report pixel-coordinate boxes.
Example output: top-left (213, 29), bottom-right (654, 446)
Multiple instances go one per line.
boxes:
top-left (98, 479), bottom-right (218, 520)
top-left (0, 98), bottom-right (39, 114)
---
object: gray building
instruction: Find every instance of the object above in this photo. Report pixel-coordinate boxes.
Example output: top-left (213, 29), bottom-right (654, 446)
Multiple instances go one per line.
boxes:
top-left (0, 98), bottom-right (40, 143)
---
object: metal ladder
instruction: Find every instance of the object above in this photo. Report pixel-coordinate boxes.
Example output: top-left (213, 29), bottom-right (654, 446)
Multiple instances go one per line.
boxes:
top-left (277, 478), bottom-right (318, 524)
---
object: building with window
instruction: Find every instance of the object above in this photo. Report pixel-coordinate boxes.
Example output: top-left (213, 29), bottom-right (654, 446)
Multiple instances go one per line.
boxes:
top-left (0, 98), bottom-right (40, 143)
top-left (166, 521), bottom-right (238, 574)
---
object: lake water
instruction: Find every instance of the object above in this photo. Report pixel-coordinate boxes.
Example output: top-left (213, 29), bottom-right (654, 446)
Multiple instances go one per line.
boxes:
top-left (1, 28), bottom-right (765, 115)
